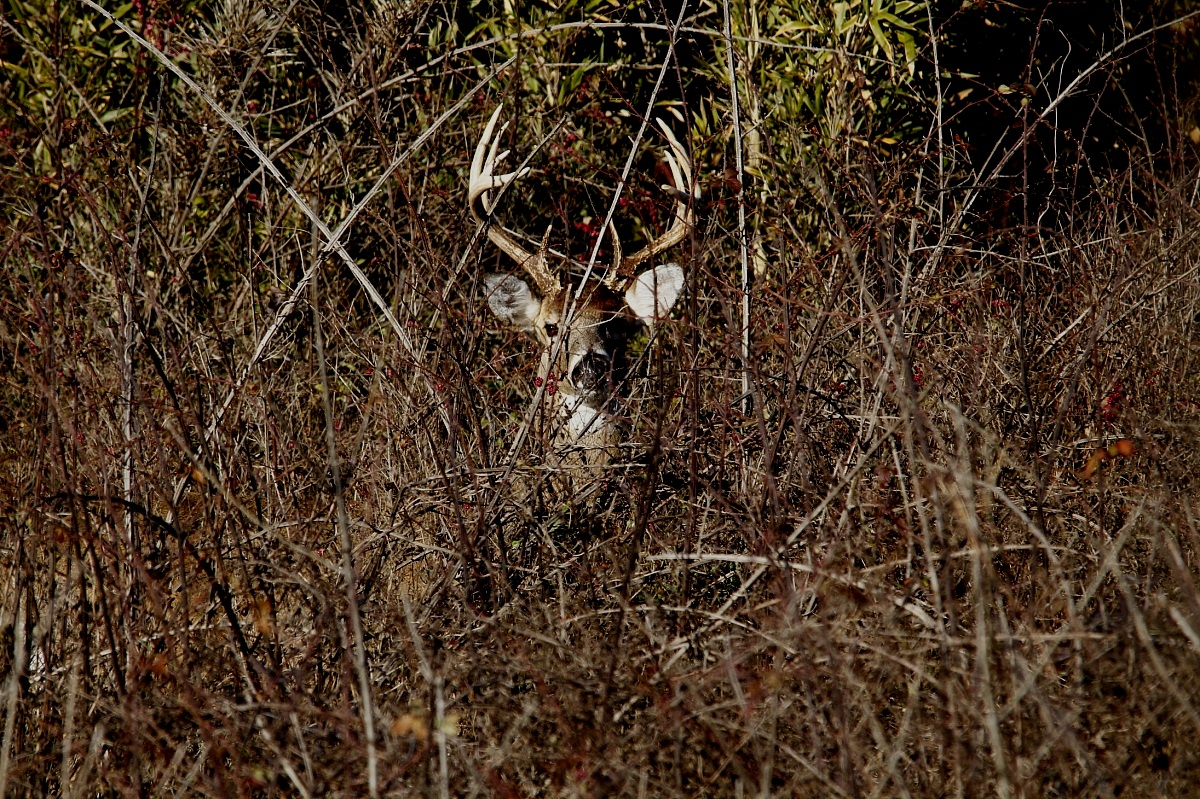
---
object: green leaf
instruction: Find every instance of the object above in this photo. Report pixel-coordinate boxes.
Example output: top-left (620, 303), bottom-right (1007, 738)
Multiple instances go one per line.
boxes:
top-left (99, 107), bottom-right (130, 124)
top-left (868, 15), bottom-right (894, 61)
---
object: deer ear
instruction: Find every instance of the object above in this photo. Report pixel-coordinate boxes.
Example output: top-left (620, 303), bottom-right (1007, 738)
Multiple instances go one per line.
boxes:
top-left (484, 274), bottom-right (541, 330)
top-left (625, 264), bottom-right (684, 323)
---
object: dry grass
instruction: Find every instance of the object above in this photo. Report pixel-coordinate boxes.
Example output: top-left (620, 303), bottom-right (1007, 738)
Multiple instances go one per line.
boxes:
top-left (3, 1), bottom-right (1200, 796)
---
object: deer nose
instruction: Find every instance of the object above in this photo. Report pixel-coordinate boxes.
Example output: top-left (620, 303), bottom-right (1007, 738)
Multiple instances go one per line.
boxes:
top-left (570, 351), bottom-right (611, 395)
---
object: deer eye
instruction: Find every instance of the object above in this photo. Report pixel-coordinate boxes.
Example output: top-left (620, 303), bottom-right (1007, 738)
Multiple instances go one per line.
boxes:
top-left (544, 323), bottom-right (559, 338)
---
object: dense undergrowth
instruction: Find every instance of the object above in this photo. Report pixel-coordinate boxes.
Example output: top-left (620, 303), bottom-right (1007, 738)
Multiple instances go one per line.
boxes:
top-left (3, 0), bottom-right (1200, 796)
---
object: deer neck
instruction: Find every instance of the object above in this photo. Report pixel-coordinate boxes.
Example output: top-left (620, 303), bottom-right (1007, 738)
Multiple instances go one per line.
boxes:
top-left (548, 390), bottom-right (621, 469)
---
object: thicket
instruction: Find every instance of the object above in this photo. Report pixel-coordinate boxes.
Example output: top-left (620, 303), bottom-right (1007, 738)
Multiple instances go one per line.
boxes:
top-left (3, 0), bottom-right (1200, 796)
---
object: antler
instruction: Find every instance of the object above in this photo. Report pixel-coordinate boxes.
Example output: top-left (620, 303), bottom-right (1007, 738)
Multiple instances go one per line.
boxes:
top-left (469, 107), bottom-right (561, 296)
top-left (604, 119), bottom-right (698, 287)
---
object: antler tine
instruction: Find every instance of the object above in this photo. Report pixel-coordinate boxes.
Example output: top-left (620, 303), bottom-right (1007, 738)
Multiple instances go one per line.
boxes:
top-left (606, 118), bottom-right (698, 286)
top-left (607, 219), bottom-right (622, 278)
top-left (469, 107), bottom-right (561, 295)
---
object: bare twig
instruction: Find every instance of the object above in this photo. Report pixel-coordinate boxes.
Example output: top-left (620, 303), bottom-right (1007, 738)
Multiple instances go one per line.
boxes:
top-left (722, 0), bottom-right (753, 415)
top-left (309, 212), bottom-right (378, 796)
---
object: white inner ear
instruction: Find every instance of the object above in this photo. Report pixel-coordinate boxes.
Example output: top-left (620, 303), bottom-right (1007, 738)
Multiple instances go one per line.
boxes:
top-left (484, 274), bottom-right (541, 331)
top-left (625, 264), bottom-right (685, 323)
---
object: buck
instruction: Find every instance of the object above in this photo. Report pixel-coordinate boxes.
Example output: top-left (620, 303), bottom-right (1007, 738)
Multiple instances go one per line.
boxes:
top-left (469, 107), bottom-right (696, 478)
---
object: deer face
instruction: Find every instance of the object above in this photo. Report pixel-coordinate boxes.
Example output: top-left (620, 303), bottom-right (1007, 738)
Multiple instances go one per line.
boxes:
top-left (483, 264), bottom-right (685, 402)
top-left (468, 106), bottom-right (695, 440)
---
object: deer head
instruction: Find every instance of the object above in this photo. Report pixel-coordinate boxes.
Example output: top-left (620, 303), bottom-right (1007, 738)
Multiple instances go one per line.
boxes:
top-left (469, 107), bottom-right (696, 452)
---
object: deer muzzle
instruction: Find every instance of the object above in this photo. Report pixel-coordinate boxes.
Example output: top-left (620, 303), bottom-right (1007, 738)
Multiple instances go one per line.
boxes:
top-left (570, 351), bottom-right (612, 397)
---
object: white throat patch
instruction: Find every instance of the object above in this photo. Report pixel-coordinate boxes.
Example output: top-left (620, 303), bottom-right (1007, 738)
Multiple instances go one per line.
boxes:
top-left (559, 393), bottom-right (612, 442)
